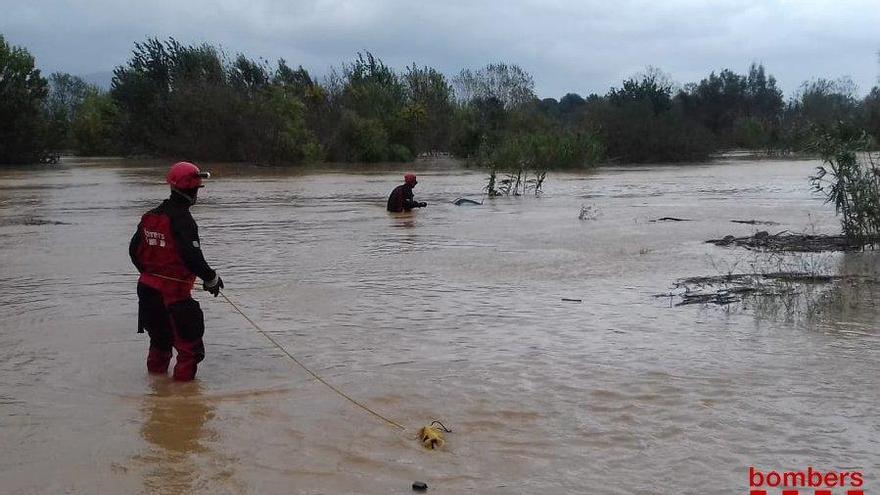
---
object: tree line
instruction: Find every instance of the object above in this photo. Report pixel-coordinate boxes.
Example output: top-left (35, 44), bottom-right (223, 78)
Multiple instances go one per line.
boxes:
top-left (2, 34), bottom-right (879, 166)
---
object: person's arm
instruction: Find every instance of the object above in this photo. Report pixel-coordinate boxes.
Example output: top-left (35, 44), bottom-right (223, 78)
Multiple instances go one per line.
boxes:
top-left (168, 211), bottom-right (217, 283)
top-left (403, 188), bottom-right (426, 209)
top-left (129, 223), bottom-right (144, 272)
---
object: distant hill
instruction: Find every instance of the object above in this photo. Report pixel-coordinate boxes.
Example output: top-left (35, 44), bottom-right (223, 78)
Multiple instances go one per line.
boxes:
top-left (80, 71), bottom-right (114, 91)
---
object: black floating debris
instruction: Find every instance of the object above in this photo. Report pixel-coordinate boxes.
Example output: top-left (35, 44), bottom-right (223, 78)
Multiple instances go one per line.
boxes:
top-left (730, 219), bottom-right (779, 225)
top-left (561, 298), bottom-right (582, 303)
top-left (412, 481), bottom-right (428, 491)
top-left (650, 217), bottom-right (690, 222)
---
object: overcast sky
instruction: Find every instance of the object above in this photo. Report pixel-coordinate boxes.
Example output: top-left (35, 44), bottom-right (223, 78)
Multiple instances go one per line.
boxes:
top-left (3, 0), bottom-right (878, 99)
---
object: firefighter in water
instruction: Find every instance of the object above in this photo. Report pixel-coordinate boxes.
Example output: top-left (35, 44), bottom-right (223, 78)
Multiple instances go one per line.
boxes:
top-left (387, 173), bottom-right (427, 212)
top-left (129, 162), bottom-right (224, 381)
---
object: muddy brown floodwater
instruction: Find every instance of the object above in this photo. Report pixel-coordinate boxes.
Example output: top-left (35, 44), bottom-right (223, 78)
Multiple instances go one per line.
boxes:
top-left (1, 157), bottom-right (878, 494)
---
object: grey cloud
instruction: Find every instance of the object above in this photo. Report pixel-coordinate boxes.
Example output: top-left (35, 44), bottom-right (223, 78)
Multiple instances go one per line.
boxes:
top-left (2, 0), bottom-right (877, 98)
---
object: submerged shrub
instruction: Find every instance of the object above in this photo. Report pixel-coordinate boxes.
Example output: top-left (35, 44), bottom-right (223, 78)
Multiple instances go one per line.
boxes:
top-left (476, 131), bottom-right (602, 196)
top-left (809, 123), bottom-right (880, 246)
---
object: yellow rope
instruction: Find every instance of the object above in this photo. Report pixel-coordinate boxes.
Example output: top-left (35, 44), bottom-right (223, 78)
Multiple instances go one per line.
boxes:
top-left (146, 272), bottom-right (406, 430)
top-left (218, 291), bottom-right (407, 430)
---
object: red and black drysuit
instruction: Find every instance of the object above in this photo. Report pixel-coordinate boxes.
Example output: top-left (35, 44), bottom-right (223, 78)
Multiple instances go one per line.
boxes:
top-left (387, 184), bottom-right (426, 212)
top-left (129, 191), bottom-right (217, 381)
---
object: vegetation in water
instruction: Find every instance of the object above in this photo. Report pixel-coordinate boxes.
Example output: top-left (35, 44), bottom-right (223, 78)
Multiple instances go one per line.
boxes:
top-left (3, 35), bottom-right (880, 167)
top-left (809, 123), bottom-right (880, 247)
top-left (475, 131), bottom-right (602, 196)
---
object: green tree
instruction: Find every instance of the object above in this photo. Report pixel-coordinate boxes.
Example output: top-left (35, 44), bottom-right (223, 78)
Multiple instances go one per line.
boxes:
top-left (453, 63), bottom-right (536, 109)
top-left (274, 60), bottom-right (328, 160)
top-left (229, 54), bottom-right (270, 97)
top-left (111, 37), bottom-right (174, 153)
top-left (273, 59), bottom-right (314, 94)
top-left (238, 84), bottom-right (317, 164)
top-left (745, 63), bottom-right (784, 122)
top-left (608, 67), bottom-right (674, 115)
top-left (164, 41), bottom-right (236, 158)
top-left (45, 72), bottom-right (93, 151)
top-left (450, 96), bottom-right (507, 157)
top-left (794, 77), bottom-right (861, 128)
top-left (0, 34), bottom-right (50, 164)
top-left (677, 69), bottom-right (746, 134)
top-left (559, 93), bottom-right (586, 114)
top-left (320, 52), bottom-right (414, 162)
top-left (338, 111), bottom-right (390, 162)
top-left (591, 69), bottom-right (715, 162)
top-left (112, 37), bottom-right (316, 164)
top-left (675, 64), bottom-right (784, 148)
top-left (864, 86), bottom-right (880, 142)
top-left (403, 64), bottom-right (454, 153)
top-left (71, 91), bottom-right (120, 155)
top-left (342, 52), bottom-right (406, 122)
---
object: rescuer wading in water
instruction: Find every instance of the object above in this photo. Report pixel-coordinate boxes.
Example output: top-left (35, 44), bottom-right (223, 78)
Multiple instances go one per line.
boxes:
top-left (387, 173), bottom-right (427, 212)
top-left (129, 162), bottom-right (224, 381)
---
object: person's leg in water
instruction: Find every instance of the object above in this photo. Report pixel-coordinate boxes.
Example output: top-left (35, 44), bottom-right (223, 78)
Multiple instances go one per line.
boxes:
top-left (147, 333), bottom-right (173, 374)
top-left (138, 283), bottom-right (174, 374)
top-left (168, 298), bottom-right (206, 381)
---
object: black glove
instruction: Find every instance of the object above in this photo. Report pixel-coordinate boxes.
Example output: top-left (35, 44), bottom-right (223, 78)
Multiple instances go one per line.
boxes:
top-left (418, 202), bottom-right (427, 208)
top-left (203, 275), bottom-right (224, 297)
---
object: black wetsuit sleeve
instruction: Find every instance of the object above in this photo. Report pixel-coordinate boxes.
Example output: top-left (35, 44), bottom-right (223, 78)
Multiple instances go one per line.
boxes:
top-left (129, 223), bottom-right (144, 273)
top-left (402, 187), bottom-right (420, 209)
top-left (168, 210), bottom-right (217, 282)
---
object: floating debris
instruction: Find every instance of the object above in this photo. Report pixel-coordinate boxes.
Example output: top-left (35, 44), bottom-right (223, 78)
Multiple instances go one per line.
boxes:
top-left (650, 217), bottom-right (690, 222)
top-left (678, 272), bottom-right (840, 285)
top-left (674, 287), bottom-right (755, 306)
top-left (707, 231), bottom-right (875, 252)
top-left (657, 272), bottom-right (850, 307)
top-left (730, 219), bottom-right (780, 225)
top-left (578, 205), bottom-right (599, 221)
top-left (0, 217), bottom-right (70, 227)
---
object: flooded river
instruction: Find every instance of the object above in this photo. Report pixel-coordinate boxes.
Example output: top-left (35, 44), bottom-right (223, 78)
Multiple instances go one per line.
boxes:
top-left (1, 157), bottom-right (878, 494)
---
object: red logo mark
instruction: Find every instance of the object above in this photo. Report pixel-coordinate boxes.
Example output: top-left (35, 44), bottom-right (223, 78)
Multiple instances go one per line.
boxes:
top-left (749, 491), bottom-right (863, 495)
top-left (749, 466), bottom-right (865, 494)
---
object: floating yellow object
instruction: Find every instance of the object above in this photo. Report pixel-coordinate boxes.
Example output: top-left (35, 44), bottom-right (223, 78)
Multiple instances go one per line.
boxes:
top-left (418, 421), bottom-right (451, 449)
top-left (418, 426), bottom-right (445, 449)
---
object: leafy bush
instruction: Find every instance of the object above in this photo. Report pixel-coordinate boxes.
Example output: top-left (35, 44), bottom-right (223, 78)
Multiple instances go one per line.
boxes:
top-left (810, 123), bottom-right (880, 246)
top-left (476, 131), bottom-right (602, 196)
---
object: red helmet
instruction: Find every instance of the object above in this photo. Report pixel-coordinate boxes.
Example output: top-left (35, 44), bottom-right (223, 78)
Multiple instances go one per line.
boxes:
top-left (166, 162), bottom-right (210, 189)
top-left (404, 173), bottom-right (417, 185)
